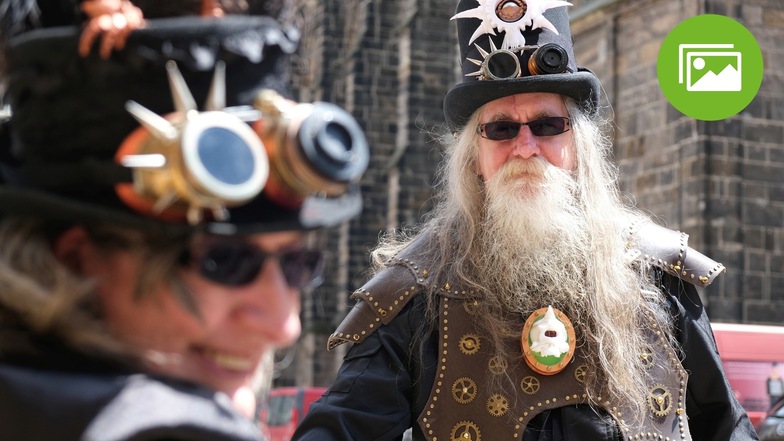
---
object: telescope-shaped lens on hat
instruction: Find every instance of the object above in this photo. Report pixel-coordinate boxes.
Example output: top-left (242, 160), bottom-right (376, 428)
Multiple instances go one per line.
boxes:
top-left (527, 43), bottom-right (569, 75)
top-left (116, 61), bottom-right (369, 225)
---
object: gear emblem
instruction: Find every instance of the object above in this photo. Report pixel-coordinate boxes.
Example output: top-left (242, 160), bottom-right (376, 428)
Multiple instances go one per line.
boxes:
top-left (574, 364), bottom-right (588, 383)
top-left (459, 334), bottom-right (481, 355)
top-left (464, 299), bottom-right (479, 315)
top-left (486, 393), bottom-right (510, 417)
top-left (488, 355), bottom-right (508, 375)
top-left (520, 376), bottom-right (540, 395)
top-left (647, 384), bottom-right (673, 417)
top-left (640, 346), bottom-right (655, 369)
top-left (451, 421), bottom-right (480, 441)
top-left (452, 377), bottom-right (478, 404)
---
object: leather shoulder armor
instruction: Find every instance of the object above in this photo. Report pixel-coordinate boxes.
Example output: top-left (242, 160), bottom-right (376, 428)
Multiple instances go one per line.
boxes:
top-left (328, 235), bottom-right (434, 350)
top-left (627, 221), bottom-right (725, 287)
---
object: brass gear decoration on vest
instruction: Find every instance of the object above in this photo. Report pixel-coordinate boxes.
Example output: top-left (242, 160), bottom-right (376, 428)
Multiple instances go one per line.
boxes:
top-left (486, 393), bottom-right (510, 417)
top-left (451, 421), bottom-right (480, 441)
top-left (487, 355), bottom-right (508, 375)
top-left (459, 334), bottom-right (481, 355)
top-left (520, 375), bottom-right (540, 395)
top-left (640, 346), bottom-right (655, 369)
top-left (463, 299), bottom-right (479, 315)
top-left (574, 364), bottom-right (588, 383)
top-left (647, 384), bottom-right (673, 417)
top-left (452, 377), bottom-right (478, 404)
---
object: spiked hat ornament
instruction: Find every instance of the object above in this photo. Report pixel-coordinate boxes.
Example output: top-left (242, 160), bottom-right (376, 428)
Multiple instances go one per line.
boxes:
top-left (444, 0), bottom-right (602, 130)
top-left (0, 16), bottom-right (369, 234)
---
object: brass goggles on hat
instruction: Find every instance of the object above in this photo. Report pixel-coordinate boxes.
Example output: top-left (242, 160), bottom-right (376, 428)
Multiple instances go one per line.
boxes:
top-left (116, 61), bottom-right (369, 225)
top-left (467, 40), bottom-right (570, 81)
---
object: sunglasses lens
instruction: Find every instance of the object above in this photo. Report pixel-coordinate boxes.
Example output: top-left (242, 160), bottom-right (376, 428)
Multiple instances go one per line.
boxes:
top-left (482, 121), bottom-right (521, 140)
top-left (199, 243), bottom-right (263, 286)
top-left (195, 242), bottom-right (325, 289)
top-left (280, 250), bottom-right (325, 289)
top-left (528, 117), bottom-right (568, 136)
top-left (480, 117), bottom-right (570, 140)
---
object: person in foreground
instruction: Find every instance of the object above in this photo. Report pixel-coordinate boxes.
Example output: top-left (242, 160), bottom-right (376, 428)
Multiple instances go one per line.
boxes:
top-left (0, 3), bottom-right (368, 440)
top-left (293, 0), bottom-right (756, 440)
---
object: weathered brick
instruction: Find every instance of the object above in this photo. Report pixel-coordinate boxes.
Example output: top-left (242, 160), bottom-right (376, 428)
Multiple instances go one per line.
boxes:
top-left (743, 123), bottom-right (784, 144)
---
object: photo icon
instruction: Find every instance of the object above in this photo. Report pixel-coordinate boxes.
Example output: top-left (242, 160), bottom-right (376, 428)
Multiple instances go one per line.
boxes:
top-left (657, 15), bottom-right (764, 121)
top-left (678, 44), bottom-right (742, 92)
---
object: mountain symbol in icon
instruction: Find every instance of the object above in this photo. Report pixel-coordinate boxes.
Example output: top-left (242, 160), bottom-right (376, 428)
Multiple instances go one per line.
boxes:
top-left (689, 64), bottom-right (741, 92)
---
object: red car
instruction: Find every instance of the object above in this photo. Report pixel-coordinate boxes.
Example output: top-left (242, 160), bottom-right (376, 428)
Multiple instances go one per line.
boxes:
top-left (711, 322), bottom-right (784, 427)
top-left (261, 387), bottom-right (327, 441)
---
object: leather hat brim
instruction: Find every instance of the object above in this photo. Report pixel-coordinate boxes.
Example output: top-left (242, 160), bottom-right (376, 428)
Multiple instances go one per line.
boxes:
top-left (0, 186), bottom-right (363, 235)
top-left (443, 70), bottom-right (602, 130)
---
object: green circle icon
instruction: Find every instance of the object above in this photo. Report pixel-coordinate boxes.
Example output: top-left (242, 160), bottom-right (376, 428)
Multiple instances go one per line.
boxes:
top-left (657, 14), bottom-right (764, 121)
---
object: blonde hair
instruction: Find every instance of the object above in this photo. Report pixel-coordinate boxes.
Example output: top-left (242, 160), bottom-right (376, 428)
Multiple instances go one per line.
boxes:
top-left (0, 217), bottom-right (188, 362)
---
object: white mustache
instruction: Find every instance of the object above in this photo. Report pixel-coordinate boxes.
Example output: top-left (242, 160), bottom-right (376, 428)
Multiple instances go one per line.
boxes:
top-left (496, 157), bottom-right (548, 181)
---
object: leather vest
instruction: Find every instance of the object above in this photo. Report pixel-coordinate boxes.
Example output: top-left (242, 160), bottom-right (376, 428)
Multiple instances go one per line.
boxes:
top-left (329, 222), bottom-right (724, 440)
top-left (417, 293), bottom-right (689, 440)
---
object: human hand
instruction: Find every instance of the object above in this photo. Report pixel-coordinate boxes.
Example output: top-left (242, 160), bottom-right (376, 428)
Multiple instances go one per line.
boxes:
top-left (79, 0), bottom-right (145, 59)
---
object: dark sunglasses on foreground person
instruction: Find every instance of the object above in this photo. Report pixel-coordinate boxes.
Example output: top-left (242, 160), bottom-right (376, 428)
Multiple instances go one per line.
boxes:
top-left (477, 116), bottom-right (571, 140)
top-left (183, 239), bottom-right (326, 289)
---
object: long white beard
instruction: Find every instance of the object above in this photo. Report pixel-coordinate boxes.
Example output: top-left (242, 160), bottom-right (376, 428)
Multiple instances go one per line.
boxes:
top-left (479, 157), bottom-right (591, 314)
top-left (453, 124), bottom-right (663, 418)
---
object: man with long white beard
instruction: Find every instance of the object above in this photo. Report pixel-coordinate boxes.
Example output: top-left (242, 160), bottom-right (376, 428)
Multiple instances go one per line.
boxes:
top-left (293, 1), bottom-right (757, 440)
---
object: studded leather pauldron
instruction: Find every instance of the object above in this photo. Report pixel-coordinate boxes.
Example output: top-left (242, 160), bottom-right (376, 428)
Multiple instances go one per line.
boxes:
top-left (328, 235), bottom-right (433, 350)
top-left (626, 221), bottom-right (725, 287)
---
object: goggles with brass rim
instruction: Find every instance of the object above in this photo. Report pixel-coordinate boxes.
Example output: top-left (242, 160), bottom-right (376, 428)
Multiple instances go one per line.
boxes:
top-left (467, 39), bottom-right (570, 81)
top-left (116, 61), bottom-right (369, 225)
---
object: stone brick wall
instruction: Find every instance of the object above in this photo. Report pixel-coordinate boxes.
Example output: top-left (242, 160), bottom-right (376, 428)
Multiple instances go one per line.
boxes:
top-left (278, 0), bottom-right (784, 387)
top-left (571, 0), bottom-right (784, 324)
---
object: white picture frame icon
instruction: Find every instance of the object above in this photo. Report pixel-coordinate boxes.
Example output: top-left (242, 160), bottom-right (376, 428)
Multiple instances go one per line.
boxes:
top-left (678, 44), bottom-right (742, 92)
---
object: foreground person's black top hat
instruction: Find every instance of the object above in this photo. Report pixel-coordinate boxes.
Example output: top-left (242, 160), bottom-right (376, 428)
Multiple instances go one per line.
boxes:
top-left (0, 15), bottom-right (369, 235)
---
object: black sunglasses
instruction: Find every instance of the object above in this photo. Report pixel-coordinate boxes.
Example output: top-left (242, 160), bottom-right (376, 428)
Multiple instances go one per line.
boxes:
top-left (477, 117), bottom-right (571, 141)
top-left (182, 241), bottom-right (325, 289)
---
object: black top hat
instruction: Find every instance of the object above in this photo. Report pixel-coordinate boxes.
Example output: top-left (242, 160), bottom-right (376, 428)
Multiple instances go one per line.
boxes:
top-left (0, 16), bottom-right (369, 235)
top-left (444, 0), bottom-right (602, 130)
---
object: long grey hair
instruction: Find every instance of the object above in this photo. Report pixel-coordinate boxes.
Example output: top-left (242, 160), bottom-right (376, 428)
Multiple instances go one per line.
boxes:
top-left (372, 98), bottom-right (676, 421)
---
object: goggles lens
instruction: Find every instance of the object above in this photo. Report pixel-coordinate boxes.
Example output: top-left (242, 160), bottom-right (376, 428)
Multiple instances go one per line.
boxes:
top-left (477, 117), bottom-right (570, 141)
top-left (185, 241), bottom-right (325, 289)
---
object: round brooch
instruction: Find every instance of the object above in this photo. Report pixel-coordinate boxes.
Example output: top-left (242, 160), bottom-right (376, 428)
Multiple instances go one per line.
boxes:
top-left (521, 305), bottom-right (576, 375)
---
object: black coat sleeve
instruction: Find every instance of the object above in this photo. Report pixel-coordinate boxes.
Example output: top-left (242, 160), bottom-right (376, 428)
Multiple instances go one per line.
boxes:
top-left (292, 296), bottom-right (431, 441)
top-left (661, 273), bottom-right (759, 440)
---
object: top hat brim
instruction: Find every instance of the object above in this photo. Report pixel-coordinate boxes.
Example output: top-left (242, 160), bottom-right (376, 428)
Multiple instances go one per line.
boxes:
top-left (0, 186), bottom-right (363, 236)
top-left (443, 69), bottom-right (602, 130)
